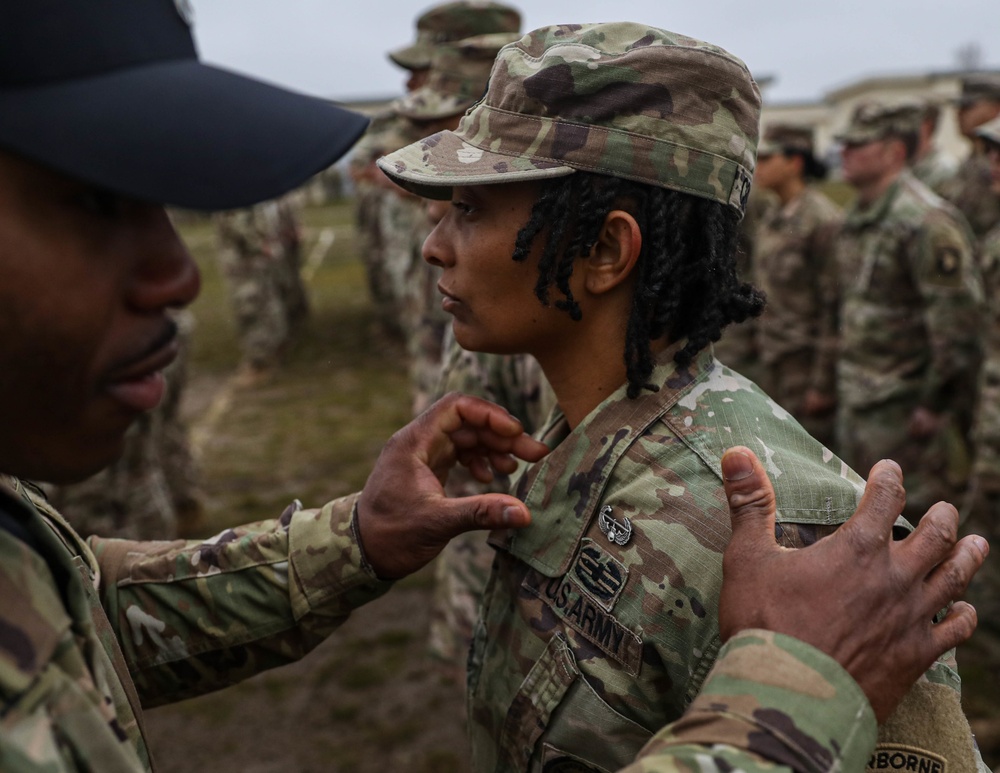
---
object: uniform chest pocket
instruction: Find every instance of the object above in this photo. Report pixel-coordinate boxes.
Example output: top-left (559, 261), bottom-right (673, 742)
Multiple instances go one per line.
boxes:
top-left (496, 634), bottom-right (653, 773)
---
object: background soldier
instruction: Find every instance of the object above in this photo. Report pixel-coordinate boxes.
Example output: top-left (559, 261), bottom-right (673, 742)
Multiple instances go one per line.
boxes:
top-left (835, 102), bottom-right (984, 520)
top-left (962, 114), bottom-right (1000, 738)
top-left (941, 74), bottom-right (1000, 239)
top-left (214, 201), bottom-right (298, 383)
top-left (911, 100), bottom-right (958, 194)
top-left (752, 124), bottom-right (841, 445)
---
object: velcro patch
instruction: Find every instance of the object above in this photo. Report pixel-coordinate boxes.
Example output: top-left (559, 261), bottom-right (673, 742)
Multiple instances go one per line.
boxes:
top-left (523, 569), bottom-right (642, 675)
top-left (571, 538), bottom-right (628, 612)
top-left (867, 744), bottom-right (947, 773)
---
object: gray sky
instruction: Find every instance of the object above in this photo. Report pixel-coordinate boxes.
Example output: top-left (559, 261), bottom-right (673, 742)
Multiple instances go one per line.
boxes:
top-left (189, 0), bottom-right (999, 105)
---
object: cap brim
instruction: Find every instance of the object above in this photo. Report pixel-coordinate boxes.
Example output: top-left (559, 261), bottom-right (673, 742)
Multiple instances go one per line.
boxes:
top-left (0, 59), bottom-right (369, 210)
top-left (377, 129), bottom-right (575, 200)
top-left (388, 44), bottom-right (431, 72)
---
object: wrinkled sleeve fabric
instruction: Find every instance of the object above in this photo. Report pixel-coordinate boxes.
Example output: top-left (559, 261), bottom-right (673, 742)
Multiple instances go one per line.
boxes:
top-left (624, 630), bottom-right (877, 773)
top-left (90, 492), bottom-right (393, 707)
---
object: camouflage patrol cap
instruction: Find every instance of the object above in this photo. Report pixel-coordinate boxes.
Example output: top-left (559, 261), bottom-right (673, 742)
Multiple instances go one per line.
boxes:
top-left (956, 73), bottom-right (1000, 108)
top-left (976, 114), bottom-right (1000, 147)
top-left (835, 101), bottom-right (923, 145)
top-left (388, 1), bottom-right (522, 72)
top-left (378, 22), bottom-right (761, 214)
top-left (757, 124), bottom-right (815, 156)
top-left (397, 33), bottom-right (521, 121)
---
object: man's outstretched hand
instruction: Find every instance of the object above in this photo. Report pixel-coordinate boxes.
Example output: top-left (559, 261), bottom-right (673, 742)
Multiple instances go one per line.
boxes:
top-left (718, 446), bottom-right (988, 723)
top-left (356, 392), bottom-right (549, 579)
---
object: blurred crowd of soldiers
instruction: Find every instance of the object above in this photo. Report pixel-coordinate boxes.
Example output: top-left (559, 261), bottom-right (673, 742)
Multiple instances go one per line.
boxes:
top-left (349, 0), bottom-right (1000, 729)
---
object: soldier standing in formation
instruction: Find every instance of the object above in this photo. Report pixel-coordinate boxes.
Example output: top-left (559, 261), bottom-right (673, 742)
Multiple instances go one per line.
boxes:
top-left (942, 74), bottom-right (1000, 239)
top-left (911, 100), bottom-right (958, 194)
top-left (214, 195), bottom-right (309, 384)
top-left (962, 114), bottom-right (1000, 737)
top-left (834, 102), bottom-right (983, 521)
top-left (751, 124), bottom-right (841, 445)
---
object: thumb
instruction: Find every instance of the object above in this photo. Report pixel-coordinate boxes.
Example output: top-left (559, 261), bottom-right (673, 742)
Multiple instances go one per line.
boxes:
top-left (435, 494), bottom-right (532, 540)
top-left (721, 447), bottom-right (778, 553)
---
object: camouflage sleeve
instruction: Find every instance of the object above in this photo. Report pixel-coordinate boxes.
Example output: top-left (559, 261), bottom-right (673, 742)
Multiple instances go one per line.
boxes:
top-left (807, 217), bottom-right (842, 396)
top-left (912, 214), bottom-right (985, 411)
top-left (972, 229), bottom-right (1000, 490)
top-left (623, 630), bottom-right (878, 773)
top-left (89, 492), bottom-right (393, 707)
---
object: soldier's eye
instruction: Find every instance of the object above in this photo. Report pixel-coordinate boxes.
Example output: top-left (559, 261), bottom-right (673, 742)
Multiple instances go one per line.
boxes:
top-left (451, 200), bottom-right (475, 216)
top-left (78, 187), bottom-right (125, 219)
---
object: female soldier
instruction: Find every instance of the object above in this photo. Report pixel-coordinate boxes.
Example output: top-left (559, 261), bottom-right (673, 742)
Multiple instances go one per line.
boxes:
top-left (379, 22), bottom-right (982, 773)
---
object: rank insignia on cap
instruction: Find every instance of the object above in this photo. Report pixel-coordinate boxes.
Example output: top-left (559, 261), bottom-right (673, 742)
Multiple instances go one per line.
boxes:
top-left (936, 246), bottom-right (960, 276)
top-left (598, 505), bottom-right (632, 546)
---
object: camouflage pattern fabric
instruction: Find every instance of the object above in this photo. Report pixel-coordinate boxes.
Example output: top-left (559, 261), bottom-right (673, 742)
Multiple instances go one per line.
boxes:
top-left (962, 222), bottom-right (1000, 726)
top-left (467, 344), bottom-right (886, 773)
top-left (754, 186), bottom-right (841, 445)
top-left (379, 23), bottom-right (759, 215)
top-left (835, 172), bottom-right (984, 518)
top-left (388, 1), bottom-right (522, 71)
top-left (941, 152), bottom-right (1000, 238)
top-left (0, 476), bottom-right (389, 772)
top-left (272, 195), bottom-right (309, 328)
top-left (428, 332), bottom-right (557, 672)
top-left (912, 147), bottom-right (958, 196)
top-left (353, 109), bottom-right (429, 343)
top-left (398, 32), bottom-right (521, 122)
top-left (45, 310), bottom-right (199, 541)
top-left (624, 630), bottom-right (878, 773)
top-left (214, 204), bottom-right (291, 371)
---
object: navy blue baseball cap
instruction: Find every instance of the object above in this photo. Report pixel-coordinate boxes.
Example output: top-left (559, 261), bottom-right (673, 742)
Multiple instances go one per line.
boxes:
top-left (0, 0), bottom-right (369, 210)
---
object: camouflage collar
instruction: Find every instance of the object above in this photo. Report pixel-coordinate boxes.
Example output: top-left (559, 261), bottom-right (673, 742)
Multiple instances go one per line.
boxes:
top-left (492, 344), bottom-right (715, 578)
top-left (844, 173), bottom-right (906, 229)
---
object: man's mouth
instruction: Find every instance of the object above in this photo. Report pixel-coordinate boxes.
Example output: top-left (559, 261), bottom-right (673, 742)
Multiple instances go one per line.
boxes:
top-left (103, 322), bottom-right (179, 412)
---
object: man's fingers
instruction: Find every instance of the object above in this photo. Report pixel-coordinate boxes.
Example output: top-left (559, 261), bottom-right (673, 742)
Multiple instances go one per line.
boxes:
top-left (930, 600), bottom-right (979, 655)
top-left (922, 534), bottom-right (989, 613)
top-left (841, 458), bottom-right (905, 552)
top-left (721, 447), bottom-right (779, 554)
top-left (898, 501), bottom-right (962, 580)
top-left (438, 494), bottom-right (532, 538)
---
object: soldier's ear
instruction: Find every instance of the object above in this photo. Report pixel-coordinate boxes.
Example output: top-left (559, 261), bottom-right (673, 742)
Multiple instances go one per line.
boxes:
top-left (583, 210), bottom-right (641, 296)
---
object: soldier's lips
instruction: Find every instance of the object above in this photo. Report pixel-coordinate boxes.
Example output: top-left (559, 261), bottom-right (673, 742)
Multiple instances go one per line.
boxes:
top-left (438, 285), bottom-right (463, 314)
top-left (103, 325), bottom-right (179, 412)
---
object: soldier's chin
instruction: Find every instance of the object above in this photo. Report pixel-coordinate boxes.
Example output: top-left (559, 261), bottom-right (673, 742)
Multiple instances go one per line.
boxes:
top-left (29, 435), bottom-right (128, 486)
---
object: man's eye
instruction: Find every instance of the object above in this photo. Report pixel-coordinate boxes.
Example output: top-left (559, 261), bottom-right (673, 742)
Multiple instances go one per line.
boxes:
top-left (451, 200), bottom-right (475, 215)
top-left (79, 188), bottom-right (125, 218)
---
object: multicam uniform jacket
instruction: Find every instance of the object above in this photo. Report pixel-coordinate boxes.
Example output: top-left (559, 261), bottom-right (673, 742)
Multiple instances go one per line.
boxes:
top-left (467, 346), bottom-right (985, 773)
top-left (835, 172), bottom-right (984, 513)
top-left (971, 224), bottom-right (1000, 492)
top-left (754, 187), bottom-right (841, 425)
top-left (0, 477), bottom-right (389, 772)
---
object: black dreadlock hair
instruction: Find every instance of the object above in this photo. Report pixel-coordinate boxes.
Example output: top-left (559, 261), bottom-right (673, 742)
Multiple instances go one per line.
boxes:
top-left (511, 172), bottom-right (765, 399)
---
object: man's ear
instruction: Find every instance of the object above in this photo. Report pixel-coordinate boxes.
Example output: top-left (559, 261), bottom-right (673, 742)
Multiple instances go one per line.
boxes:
top-left (584, 210), bottom-right (642, 296)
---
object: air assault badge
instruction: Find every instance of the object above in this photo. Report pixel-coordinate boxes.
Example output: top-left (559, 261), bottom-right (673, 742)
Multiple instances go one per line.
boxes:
top-left (598, 505), bottom-right (632, 546)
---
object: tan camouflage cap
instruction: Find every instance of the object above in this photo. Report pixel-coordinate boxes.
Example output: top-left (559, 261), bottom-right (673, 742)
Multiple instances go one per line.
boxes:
top-left (956, 73), bottom-right (1000, 108)
top-left (757, 124), bottom-right (815, 156)
top-left (397, 32), bottom-right (521, 121)
top-left (378, 22), bottom-right (761, 214)
top-left (835, 101), bottom-right (923, 144)
top-left (977, 114), bottom-right (1000, 146)
top-left (388, 1), bottom-right (522, 72)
